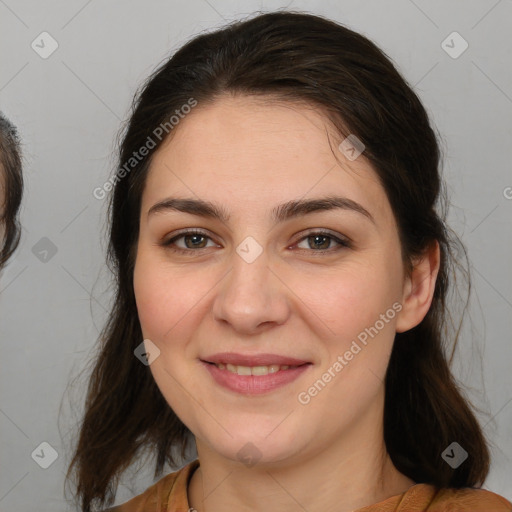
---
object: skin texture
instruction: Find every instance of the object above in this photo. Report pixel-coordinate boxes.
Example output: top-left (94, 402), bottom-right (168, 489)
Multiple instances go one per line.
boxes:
top-left (133, 95), bottom-right (440, 512)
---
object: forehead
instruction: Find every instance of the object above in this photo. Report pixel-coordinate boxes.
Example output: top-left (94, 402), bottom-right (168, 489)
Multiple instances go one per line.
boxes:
top-left (143, 95), bottom-right (392, 226)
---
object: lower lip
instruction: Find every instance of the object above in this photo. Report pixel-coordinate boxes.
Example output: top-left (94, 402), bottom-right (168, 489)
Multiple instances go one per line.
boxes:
top-left (201, 361), bottom-right (312, 395)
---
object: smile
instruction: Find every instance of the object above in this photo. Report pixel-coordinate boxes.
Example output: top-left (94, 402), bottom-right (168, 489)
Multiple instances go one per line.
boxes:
top-left (213, 362), bottom-right (300, 375)
top-left (201, 360), bottom-right (312, 395)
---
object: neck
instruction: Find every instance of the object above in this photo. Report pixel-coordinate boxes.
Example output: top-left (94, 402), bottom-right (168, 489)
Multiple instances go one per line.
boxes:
top-left (188, 394), bottom-right (415, 512)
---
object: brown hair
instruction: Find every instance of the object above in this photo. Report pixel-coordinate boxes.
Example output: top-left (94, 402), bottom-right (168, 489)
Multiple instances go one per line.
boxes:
top-left (0, 112), bottom-right (23, 267)
top-left (65, 11), bottom-right (490, 511)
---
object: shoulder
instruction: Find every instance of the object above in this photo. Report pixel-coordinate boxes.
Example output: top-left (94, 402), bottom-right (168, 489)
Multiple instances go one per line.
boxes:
top-left (396, 484), bottom-right (512, 512)
top-left (428, 486), bottom-right (512, 511)
top-left (103, 459), bottom-right (199, 512)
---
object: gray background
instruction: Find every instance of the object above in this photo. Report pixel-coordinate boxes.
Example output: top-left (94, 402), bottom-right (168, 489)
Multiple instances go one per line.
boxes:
top-left (1, 0), bottom-right (511, 510)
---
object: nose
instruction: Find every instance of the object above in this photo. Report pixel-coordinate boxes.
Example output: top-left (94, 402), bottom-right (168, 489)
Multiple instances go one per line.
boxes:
top-left (211, 248), bottom-right (290, 335)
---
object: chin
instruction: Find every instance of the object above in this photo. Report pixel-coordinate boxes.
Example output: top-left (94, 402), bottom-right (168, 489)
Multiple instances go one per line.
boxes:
top-left (199, 428), bottom-right (306, 469)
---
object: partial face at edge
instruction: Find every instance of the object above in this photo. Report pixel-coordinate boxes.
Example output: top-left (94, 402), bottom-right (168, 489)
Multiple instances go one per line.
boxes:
top-left (133, 95), bottom-right (415, 467)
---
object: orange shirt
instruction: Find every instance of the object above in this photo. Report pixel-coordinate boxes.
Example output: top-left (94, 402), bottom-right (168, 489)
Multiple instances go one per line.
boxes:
top-left (107, 459), bottom-right (512, 512)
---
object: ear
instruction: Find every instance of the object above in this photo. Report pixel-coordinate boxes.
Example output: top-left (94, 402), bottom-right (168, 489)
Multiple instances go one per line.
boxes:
top-left (395, 240), bottom-right (441, 333)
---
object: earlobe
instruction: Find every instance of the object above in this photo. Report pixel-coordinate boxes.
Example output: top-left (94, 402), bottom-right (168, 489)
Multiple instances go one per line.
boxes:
top-left (395, 240), bottom-right (441, 333)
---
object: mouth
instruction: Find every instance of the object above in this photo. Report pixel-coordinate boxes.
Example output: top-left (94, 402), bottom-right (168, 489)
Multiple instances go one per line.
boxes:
top-left (200, 353), bottom-right (312, 394)
top-left (203, 361), bottom-right (307, 376)
top-left (202, 352), bottom-right (311, 367)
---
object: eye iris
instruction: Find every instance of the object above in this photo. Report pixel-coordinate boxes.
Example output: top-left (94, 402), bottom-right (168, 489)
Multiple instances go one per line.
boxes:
top-left (185, 234), bottom-right (207, 249)
top-left (309, 235), bottom-right (330, 250)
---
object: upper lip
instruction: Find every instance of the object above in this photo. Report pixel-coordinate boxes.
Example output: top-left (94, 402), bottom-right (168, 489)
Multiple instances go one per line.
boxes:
top-left (202, 352), bottom-right (311, 366)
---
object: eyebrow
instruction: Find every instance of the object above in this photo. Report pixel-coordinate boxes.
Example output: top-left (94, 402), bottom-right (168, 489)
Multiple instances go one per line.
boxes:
top-left (147, 196), bottom-right (375, 224)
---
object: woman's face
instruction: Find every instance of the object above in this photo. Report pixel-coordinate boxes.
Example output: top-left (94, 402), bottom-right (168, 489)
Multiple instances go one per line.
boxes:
top-left (133, 95), bottom-right (412, 467)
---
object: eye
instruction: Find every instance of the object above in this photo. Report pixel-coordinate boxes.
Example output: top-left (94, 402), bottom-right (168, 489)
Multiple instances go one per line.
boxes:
top-left (162, 229), bottom-right (350, 255)
top-left (294, 230), bottom-right (351, 253)
top-left (162, 229), bottom-right (217, 253)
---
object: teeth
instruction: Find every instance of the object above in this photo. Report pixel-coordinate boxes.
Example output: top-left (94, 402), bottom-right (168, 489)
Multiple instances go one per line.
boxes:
top-left (236, 365), bottom-right (252, 376)
top-left (252, 366), bottom-right (269, 376)
top-left (215, 363), bottom-right (297, 375)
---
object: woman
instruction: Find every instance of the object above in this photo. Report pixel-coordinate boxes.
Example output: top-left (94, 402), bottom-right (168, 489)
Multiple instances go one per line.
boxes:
top-left (66, 11), bottom-right (512, 512)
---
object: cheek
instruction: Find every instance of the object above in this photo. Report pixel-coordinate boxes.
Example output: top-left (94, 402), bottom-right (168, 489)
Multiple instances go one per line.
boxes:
top-left (133, 251), bottom-right (199, 342)
top-left (133, 254), bottom-right (225, 370)
top-left (297, 270), bottom-right (399, 414)
top-left (309, 258), bottom-right (401, 384)
top-left (134, 280), bottom-right (199, 345)
top-left (303, 261), bottom-right (400, 340)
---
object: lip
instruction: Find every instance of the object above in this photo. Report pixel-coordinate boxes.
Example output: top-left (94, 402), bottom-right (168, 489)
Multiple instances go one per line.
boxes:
top-left (201, 360), bottom-right (312, 395)
top-left (202, 352), bottom-right (310, 366)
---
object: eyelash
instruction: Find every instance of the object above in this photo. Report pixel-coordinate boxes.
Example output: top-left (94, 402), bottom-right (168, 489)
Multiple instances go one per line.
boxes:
top-left (161, 229), bottom-right (351, 256)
